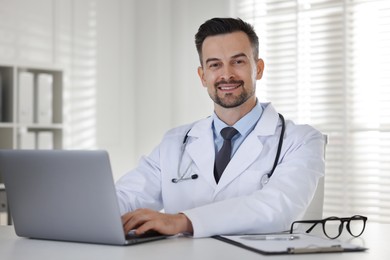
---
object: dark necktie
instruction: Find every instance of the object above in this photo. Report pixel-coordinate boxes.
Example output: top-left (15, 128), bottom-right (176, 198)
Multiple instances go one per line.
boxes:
top-left (214, 127), bottom-right (239, 183)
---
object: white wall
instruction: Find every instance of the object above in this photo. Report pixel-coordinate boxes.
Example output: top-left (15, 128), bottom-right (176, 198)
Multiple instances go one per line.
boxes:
top-left (96, 0), bottom-right (137, 180)
top-left (96, 0), bottom-right (231, 179)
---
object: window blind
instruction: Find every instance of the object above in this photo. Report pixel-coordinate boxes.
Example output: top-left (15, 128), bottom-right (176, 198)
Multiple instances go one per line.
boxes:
top-left (233, 0), bottom-right (390, 223)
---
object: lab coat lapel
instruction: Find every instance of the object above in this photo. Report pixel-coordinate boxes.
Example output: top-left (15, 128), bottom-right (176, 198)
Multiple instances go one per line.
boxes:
top-left (216, 132), bottom-right (264, 189)
top-left (185, 118), bottom-right (217, 188)
top-left (214, 104), bottom-right (280, 194)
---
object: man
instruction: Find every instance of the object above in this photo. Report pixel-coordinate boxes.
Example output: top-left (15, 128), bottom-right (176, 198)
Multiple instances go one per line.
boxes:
top-left (116, 17), bottom-right (325, 238)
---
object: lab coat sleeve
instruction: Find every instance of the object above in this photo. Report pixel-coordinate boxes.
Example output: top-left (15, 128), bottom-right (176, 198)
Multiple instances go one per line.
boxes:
top-left (115, 145), bottom-right (164, 215)
top-left (183, 124), bottom-right (325, 238)
top-left (115, 124), bottom-right (191, 215)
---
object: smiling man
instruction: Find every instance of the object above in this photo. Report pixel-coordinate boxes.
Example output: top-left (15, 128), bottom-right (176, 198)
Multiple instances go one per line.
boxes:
top-left (116, 18), bottom-right (325, 238)
top-left (198, 30), bottom-right (263, 125)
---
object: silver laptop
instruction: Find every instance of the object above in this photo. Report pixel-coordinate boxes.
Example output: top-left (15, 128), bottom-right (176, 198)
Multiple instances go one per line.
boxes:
top-left (0, 149), bottom-right (168, 245)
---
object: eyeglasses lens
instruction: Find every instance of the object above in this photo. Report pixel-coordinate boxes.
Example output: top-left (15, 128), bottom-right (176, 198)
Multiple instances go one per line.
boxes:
top-left (348, 216), bottom-right (366, 237)
top-left (324, 218), bottom-right (343, 239)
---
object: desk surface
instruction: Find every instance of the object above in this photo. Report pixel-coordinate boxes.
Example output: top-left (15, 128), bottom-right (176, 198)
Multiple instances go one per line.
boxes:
top-left (0, 223), bottom-right (389, 260)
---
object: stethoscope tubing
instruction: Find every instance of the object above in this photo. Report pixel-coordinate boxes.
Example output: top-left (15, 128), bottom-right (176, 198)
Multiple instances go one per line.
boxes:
top-left (268, 113), bottom-right (285, 179)
top-left (172, 114), bottom-right (285, 183)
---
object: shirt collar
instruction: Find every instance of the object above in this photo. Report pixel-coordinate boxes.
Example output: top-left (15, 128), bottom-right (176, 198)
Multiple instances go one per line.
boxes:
top-left (212, 100), bottom-right (263, 137)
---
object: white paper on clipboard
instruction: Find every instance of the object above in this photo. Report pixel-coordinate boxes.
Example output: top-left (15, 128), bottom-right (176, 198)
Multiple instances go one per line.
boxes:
top-left (215, 233), bottom-right (367, 255)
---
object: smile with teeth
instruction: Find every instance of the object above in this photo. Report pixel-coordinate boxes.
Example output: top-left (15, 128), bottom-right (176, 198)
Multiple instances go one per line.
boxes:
top-left (217, 83), bottom-right (242, 91)
top-left (220, 85), bottom-right (239, 90)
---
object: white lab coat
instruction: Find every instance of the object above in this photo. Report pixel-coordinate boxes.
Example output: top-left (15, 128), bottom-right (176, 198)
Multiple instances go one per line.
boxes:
top-left (116, 103), bottom-right (325, 238)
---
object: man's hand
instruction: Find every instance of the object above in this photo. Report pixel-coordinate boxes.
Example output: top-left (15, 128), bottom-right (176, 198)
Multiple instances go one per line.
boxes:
top-left (121, 208), bottom-right (193, 236)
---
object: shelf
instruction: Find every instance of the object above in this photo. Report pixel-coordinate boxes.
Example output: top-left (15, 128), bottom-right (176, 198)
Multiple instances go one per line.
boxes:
top-left (16, 124), bottom-right (63, 130)
top-left (0, 123), bottom-right (14, 128)
top-left (0, 64), bottom-right (63, 150)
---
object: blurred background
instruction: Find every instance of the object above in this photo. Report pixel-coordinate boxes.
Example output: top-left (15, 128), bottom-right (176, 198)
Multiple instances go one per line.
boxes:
top-left (0, 0), bottom-right (389, 224)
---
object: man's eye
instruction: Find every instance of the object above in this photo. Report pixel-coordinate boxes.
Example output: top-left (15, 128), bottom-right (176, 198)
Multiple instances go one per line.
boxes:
top-left (209, 63), bottom-right (220, 69)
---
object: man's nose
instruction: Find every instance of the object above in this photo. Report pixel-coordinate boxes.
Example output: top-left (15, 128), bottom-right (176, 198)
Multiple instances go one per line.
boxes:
top-left (220, 65), bottom-right (235, 81)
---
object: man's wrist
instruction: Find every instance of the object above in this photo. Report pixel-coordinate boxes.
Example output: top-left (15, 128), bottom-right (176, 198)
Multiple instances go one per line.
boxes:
top-left (178, 213), bottom-right (193, 234)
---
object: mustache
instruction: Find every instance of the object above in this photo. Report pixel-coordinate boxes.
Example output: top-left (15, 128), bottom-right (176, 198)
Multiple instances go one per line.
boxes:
top-left (214, 80), bottom-right (244, 88)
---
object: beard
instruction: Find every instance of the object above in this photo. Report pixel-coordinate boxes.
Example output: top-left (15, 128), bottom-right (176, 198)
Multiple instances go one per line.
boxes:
top-left (210, 80), bottom-right (255, 108)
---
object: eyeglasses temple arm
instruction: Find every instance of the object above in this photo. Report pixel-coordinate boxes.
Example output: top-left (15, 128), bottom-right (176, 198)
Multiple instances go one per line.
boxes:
top-left (305, 222), bottom-right (320, 233)
top-left (290, 220), bottom-right (321, 234)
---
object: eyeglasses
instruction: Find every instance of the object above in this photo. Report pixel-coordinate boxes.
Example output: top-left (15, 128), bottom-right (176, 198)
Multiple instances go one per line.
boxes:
top-left (289, 215), bottom-right (367, 239)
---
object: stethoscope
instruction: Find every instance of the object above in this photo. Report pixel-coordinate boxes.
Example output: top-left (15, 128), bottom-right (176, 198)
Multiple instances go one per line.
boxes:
top-left (171, 113), bottom-right (285, 184)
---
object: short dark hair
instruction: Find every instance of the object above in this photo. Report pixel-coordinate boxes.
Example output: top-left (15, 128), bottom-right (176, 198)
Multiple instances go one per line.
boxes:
top-left (195, 17), bottom-right (259, 65)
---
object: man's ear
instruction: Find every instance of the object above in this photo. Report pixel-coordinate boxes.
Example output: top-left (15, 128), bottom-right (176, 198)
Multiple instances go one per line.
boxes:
top-left (256, 58), bottom-right (265, 80)
top-left (197, 66), bottom-right (206, 87)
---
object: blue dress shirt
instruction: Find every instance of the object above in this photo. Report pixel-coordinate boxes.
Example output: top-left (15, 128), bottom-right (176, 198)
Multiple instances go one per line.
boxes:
top-left (212, 100), bottom-right (263, 157)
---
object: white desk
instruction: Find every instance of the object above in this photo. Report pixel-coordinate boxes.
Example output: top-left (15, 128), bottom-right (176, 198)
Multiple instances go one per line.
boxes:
top-left (0, 223), bottom-right (389, 260)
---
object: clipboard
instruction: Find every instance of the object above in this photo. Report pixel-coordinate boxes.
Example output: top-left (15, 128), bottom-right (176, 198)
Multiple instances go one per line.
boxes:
top-left (213, 233), bottom-right (367, 255)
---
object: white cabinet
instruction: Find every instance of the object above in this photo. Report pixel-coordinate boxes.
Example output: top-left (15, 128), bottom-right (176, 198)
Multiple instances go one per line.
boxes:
top-left (0, 63), bottom-right (63, 150)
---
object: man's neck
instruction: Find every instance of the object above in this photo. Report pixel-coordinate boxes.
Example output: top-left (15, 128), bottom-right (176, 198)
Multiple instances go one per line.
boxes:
top-left (214, 97), bottom-right (257, 126)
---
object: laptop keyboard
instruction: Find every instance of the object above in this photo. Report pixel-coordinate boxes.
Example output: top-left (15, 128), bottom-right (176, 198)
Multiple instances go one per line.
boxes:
top-left (125, 230), bottom-right (168, 244)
